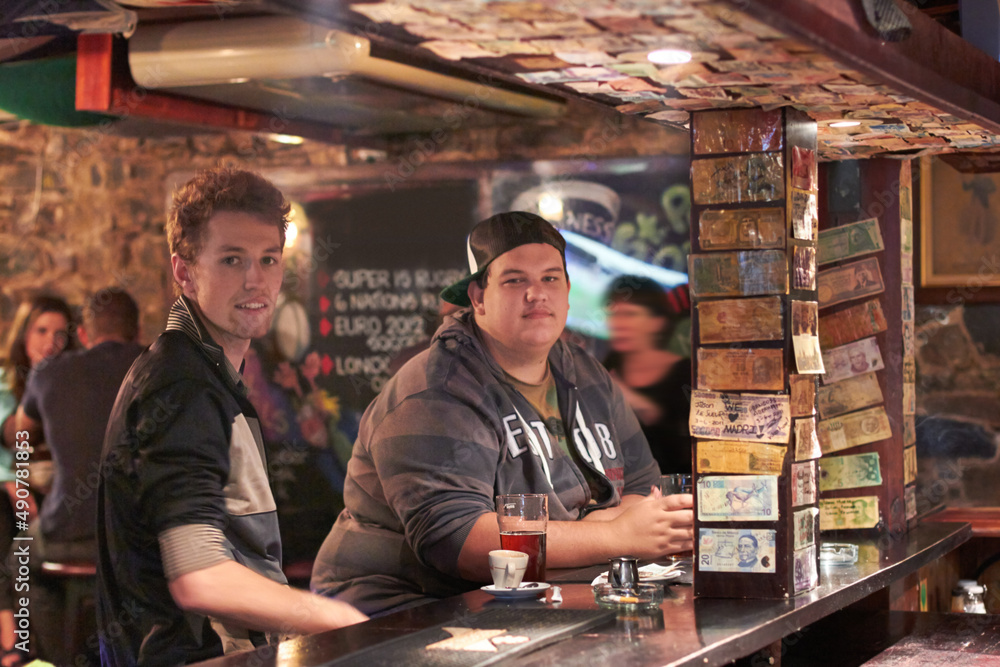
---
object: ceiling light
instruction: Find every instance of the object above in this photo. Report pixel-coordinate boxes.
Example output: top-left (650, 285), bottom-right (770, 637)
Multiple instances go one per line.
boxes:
top-left (647, 49), bottom-right (692, 65)
top-left (285, 221), bottom-right (299, 247)
top-left (830, 120), bottom-right (862, 128)
top-left (268, 133), bottom-right (305, 145)
top-left (538, 193), bottom-right (564, 221)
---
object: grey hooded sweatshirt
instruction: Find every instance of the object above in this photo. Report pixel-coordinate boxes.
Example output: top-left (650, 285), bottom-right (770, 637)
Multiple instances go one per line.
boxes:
top-left (312, 310), bottom-right (660, 616)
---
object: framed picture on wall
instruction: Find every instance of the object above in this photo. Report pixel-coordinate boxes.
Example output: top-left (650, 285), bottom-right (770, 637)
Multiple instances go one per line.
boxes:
top-left (920, 156), bottom-right (1000, 288)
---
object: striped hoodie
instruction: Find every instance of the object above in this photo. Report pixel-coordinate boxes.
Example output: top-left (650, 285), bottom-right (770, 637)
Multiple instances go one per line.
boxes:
top-left (312, 310), bottom-right (659, 616)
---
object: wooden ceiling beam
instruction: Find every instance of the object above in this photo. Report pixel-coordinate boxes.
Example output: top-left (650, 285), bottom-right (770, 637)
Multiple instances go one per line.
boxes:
top-left (742, 0), bottom-right (1000, 135)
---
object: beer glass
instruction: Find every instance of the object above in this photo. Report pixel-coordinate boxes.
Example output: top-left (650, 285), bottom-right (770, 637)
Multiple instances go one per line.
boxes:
top-left (496, 494), bottom-right (548, 582)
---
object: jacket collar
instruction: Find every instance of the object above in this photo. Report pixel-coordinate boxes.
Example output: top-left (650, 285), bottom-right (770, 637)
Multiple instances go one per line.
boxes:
top-left (165, 295), bottom-right (245, 390)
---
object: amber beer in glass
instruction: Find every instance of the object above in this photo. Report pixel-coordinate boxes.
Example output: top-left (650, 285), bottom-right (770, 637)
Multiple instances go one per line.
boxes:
top-left (496, 494), bottom-right (548, 582)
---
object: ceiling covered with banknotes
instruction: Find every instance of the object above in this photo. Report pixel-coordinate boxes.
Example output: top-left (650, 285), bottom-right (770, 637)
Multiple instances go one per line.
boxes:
top-left (4, 0), bottom-right (1000, 164)
top-left (312, 0), bottom-right (1000, 161)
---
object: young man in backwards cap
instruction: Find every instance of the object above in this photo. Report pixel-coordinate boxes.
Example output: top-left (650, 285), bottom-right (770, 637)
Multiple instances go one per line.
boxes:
top-left (313, 211), bottom-right (694, 617)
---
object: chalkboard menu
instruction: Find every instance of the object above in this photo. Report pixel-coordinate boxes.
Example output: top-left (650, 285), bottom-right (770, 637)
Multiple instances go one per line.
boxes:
top-left (305, 183), bottom-right (476, 415)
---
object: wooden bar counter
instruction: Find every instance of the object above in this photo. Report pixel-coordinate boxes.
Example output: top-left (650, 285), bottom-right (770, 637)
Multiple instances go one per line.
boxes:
top-left (198, 521), bottom-right (969, 667)
top-left (924, 507), bottom-right (1000, 538)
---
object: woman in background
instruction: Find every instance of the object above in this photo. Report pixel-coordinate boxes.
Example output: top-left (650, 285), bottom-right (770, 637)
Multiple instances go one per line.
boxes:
top-left (0, 294), bottom-right (73, 666)
top-left (0, 295), bottom-right (74, 447)
top-left (604, 276), bottom-right (692, 475)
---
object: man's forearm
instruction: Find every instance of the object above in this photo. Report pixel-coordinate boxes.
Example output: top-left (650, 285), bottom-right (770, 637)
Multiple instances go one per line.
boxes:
top-left (580, 493), bottom-right (646, 522)
top-left (458, 513), bottom-right (632, 581)
top-left (456, 494), bottom-right (692, 582)
top-left (168, 560), bottom-right (366, 635)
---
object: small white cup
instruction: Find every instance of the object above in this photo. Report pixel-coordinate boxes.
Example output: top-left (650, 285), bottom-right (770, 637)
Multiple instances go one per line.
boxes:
top-left (489, 549), bottom-right (528, 589)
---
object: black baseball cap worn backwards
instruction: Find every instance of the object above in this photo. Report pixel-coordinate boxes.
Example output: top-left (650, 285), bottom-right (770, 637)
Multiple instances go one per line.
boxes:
top-left (440, 211), bottom-right (567, 307)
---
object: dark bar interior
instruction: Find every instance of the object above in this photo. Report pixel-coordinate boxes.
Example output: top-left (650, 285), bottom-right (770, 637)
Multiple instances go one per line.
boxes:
top-left (2, 1), bottom-right (1000, 665)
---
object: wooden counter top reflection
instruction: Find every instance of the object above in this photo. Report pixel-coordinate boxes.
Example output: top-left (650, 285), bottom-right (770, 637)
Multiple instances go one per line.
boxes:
top-left (923, 507), bottom-right (1000, 538)
top-left (197, 522), bottom-right (969, 667)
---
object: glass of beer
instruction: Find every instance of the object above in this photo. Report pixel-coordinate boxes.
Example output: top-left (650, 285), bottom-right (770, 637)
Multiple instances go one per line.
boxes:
top-left (496, 494), bottom-right (548, 582)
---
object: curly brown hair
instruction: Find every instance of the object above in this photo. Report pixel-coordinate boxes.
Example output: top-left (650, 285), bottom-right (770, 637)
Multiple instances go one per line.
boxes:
top-left (167, 167), bottom-right (289, 264)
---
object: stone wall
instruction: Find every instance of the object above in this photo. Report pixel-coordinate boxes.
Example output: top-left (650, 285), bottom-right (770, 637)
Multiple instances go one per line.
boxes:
top-left (915, 303), bottom-right (1000, 512)
top-left (0, 125), bottom-right (345, 338)
top-left (0, 102), bottom-right (686, 338)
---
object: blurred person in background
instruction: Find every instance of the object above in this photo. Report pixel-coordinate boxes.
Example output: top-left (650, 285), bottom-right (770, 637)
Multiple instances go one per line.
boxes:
top-left (603, 276), bottom-right (692, 475)
top-left (0, 295), bottom-right (75, 448)
top-left (14, 288), bottom-right (143, 665)
top-left (0, 293), bottom-right (74, 667)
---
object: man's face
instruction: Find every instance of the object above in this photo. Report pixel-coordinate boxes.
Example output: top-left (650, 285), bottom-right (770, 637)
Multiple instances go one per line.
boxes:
top-left (468, 243), bottom-right (569, 356)
top-left (737, 537), bottom-right (757, 563)
top-left (172, 211), bottom-right (284, 361)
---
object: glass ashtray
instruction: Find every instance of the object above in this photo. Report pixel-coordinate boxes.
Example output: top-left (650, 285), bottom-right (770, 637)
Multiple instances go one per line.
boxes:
top-left (819, 542), bottom-right (858, 566)
top-left (593, 583), bottom-right (664, 609)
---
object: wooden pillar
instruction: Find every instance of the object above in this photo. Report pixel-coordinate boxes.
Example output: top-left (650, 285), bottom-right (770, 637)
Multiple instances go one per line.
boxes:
top-left (815, 158), bottom-right (914, 539)
top-left (689, 107), bottom-right (821, 599)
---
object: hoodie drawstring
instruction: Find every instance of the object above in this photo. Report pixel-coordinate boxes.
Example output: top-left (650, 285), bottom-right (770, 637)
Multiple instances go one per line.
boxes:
top-left (512, 404), bottom-right (554, 489)
top-left (574, 402), bottom-right (606, 476)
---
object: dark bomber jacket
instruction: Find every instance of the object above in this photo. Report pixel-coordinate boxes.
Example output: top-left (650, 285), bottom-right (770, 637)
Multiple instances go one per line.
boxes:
top-left (97, 297), bottom-right (285, 666)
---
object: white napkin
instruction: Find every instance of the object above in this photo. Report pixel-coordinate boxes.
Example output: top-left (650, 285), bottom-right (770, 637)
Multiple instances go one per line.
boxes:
top-left (591, 562), bottom-right (683, 586)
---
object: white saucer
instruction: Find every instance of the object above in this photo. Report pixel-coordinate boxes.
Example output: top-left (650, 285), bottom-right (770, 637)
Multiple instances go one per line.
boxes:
top-left (481, 583), bottom-right (550, 599)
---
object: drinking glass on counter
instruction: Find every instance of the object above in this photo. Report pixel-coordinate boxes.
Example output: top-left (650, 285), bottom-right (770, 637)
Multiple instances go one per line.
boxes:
top-left (659, 474), bottom-right (694, 560)
top-left (659, 473), bottom-right (692, 495)
top-left (496, 493), bottom-right (548, 582)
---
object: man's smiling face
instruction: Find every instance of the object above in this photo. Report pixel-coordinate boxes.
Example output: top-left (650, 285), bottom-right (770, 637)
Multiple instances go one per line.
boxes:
top-left (173, 210), bottom-right (284, 364)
